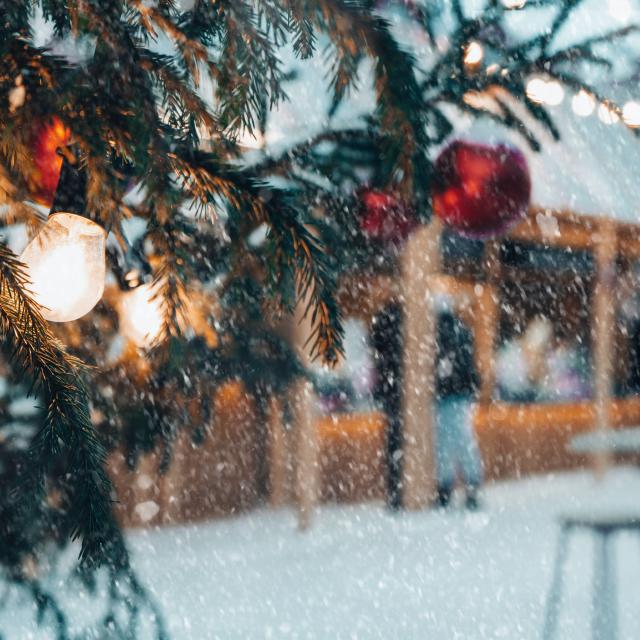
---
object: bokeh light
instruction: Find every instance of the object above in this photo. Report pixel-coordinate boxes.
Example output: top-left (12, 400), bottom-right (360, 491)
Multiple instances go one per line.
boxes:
top-left (526, 77), bottom-right (564, 106)
top-left (464, 41), bottom-right (484, 67)
top-left (572, 90), bottom-right (595, 117)
top-left (622, 101), bottom-right (640, 127)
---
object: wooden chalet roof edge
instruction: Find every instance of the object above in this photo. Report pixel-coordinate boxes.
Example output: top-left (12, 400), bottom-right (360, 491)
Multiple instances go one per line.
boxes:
top-left (337, 206), bottom-right (640, 317)
top-left (509, 206), bottom-right (640, 255)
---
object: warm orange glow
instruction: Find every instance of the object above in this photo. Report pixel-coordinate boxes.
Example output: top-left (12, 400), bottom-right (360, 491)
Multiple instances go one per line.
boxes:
top-left (464, 179), bottom-right (483, 198)
top-left (119, 283), bottom-right (164, 347)
top-left (316, 411), bottom-right (386, 440)
top-left (443, 190), bottom-right (459, 207)
top-left (28, 117), bottom-right (72, 206)
top-left (463, 41), bottom-right (484, 67)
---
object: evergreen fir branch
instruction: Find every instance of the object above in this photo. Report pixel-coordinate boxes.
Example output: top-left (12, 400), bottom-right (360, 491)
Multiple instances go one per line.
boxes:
top-left (0, 152), bottom-right (44, 232)
top-left (451, 0), bottom-right (467, 25)
top-left (146, 210), bottom-right (193, 346)
top-left (176, 0), bottom-right (226, 47)
top-left (305, 0), bottom-right (431, 192)
top-left (394, 0), bottom-right (439, 43)
top-left (139, 50), bottom-right (217, 133)
top-left (285, 4), bottom-right (317, 59)
top-left (162, 146), bottom-right (345, 362)
top-left (127, 0), bottom-right (213, 88)
top-left (539, 0), bottom-right (582, 55)
top-left (22, 577), bottom-right (68, 640)
top-left (214, 0), bottom-right (288, 136)
top-left (253, 0), bottom-right (290, 46)
top-left (0, 243), bottom-right (115, 568)
top-left (259, 196), bottom-right (344, 364)
top-left (419, 1), bottom-right (638, 148)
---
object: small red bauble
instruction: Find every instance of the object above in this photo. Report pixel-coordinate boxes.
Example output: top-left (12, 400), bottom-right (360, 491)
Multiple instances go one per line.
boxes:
top-left (432, 140), bottom-right (531, 239)
top-left (359, 189), bottom-right (417, 245)
top-left (27, 117), bottom-right (71, 206)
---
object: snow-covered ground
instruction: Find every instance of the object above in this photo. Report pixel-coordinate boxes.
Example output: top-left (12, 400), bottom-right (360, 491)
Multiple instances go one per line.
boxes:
top-left (4, 467), bottom-right (640, 639)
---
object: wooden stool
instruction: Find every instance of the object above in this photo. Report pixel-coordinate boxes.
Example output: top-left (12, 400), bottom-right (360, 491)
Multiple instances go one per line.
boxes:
top-left (542, 513), bottom-right (640, 640)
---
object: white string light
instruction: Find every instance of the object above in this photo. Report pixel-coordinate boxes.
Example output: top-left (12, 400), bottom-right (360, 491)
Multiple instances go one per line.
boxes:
top-left (525, 77), bottom-right (564, 106)
top-left (464, 41), bottom-right (484, 67)
top-left (525, 77), bottom-right (547, 104)
top-left (622, 101), bottom-right (640, 127)
top-left (571, 90), bottom-right (595, 117)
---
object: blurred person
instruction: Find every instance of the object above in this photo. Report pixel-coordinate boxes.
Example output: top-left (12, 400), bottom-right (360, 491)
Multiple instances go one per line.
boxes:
top-left (627, 322), bottom-right (640, 394)
top-left (371, 302), bottom-right (404, 511)
top-left (496, 317), bottom-right (553, 402)
top-left (540, 333), bottom-right (591, 401)
top-left (434, 307), bottom-right (483, 510)
top-left (315, 319), bottom-right (373, 414)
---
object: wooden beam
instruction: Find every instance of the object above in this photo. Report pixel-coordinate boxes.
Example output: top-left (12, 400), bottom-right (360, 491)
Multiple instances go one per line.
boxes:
top-left (292, 379), bottom-right (319, 530)
top-left (592, 219), bottom-right (617, 476)
top-left (475, 241), bottom-right (501, 403)
top-left (508, 207), bottom-right (595, 251)
top-left (267, 395), bottom-right (289, 507)
top-left (337, 272), bottom-right (399, 319)
top-left (290, 291), bottom-right (321, 529)
top-left (509, 206), bottom-right (640, 258)
top-left (401, 218), bottom-right (442, 509)
top-left (430, 273), bottom-right (477, 303)
top-left (617, 230), bottom-right (640, 259)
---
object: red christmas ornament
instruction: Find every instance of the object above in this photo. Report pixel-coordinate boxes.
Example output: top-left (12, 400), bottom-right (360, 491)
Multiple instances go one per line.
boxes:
top-left (432, 140), bottom-right (531, 239)
top-left (359, 189), bottom-right (417, 245)
top-left (27, 117), bottom-right (72, 206)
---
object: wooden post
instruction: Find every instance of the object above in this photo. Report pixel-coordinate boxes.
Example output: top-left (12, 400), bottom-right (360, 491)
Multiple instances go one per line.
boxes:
top-left (132, 450), bottom-right (162, 526)
top-left (290, 290), bottom-right (322, 529)
top-left (267, 395), bottom-right (289, 507)
top-left (401, 218), bottom-right (442, 509)
top-left (592, 219), bottom-right (617, 476)
top-left (476, 240), bottom-right (501, 404)
top-left (291, 379), bottom-right (319, 529)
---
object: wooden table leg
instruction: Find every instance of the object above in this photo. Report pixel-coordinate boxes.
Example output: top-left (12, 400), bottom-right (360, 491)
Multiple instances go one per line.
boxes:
top-left (292, 379), bottom-right (319, 531)
top-left (593, 531), bottom-right (617, 640)
top-left (542, 526), bottom-right (570, 640)
top-left (267, 395), bottom-right (288, 507)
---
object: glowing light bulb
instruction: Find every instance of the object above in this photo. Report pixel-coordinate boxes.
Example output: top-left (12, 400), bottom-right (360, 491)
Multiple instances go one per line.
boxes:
top-left (119, 283), bottom-right (164, 348)
top-left (572, 90), bottom-right (595, 117)
top-left (464, 41), bottom-right (484, 67)
top-left (598, 103), bottom-right (620, 125)
top-left (526, 77), bottom-right (564, 106)
top-left (502, 0), bottom-right (526, 7)
top-left (526, 77), bottom-right (547, 104)
top-left (544, 80), bottom-right (564, 106)
top-left (622, 101), bottom-right (640, 127)
top-left (21, 213), bottom-right (106, 322)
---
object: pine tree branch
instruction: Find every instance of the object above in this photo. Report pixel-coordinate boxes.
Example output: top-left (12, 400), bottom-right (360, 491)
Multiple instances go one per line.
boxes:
top-left (0, 243), bottom-right (115, 568)
top-left (166, 147), bottom-right (345, 361)
top-left (288, 0), bottom-right (430, 192)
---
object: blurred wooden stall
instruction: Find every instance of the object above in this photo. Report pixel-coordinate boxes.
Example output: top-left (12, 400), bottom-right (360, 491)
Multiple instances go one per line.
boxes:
top-left (110, 381), bottom-right (262, 528)
top-left (110, 206), bottom-right (640, 526)
top-left (328, 206), bottom-right (640, 508)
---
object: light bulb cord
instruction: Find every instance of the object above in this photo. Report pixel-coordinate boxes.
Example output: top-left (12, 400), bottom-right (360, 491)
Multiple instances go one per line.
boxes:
top-left (51, 144), bottom-right (150, 290)
top-left (50, 146), bottom-right (91, 221)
